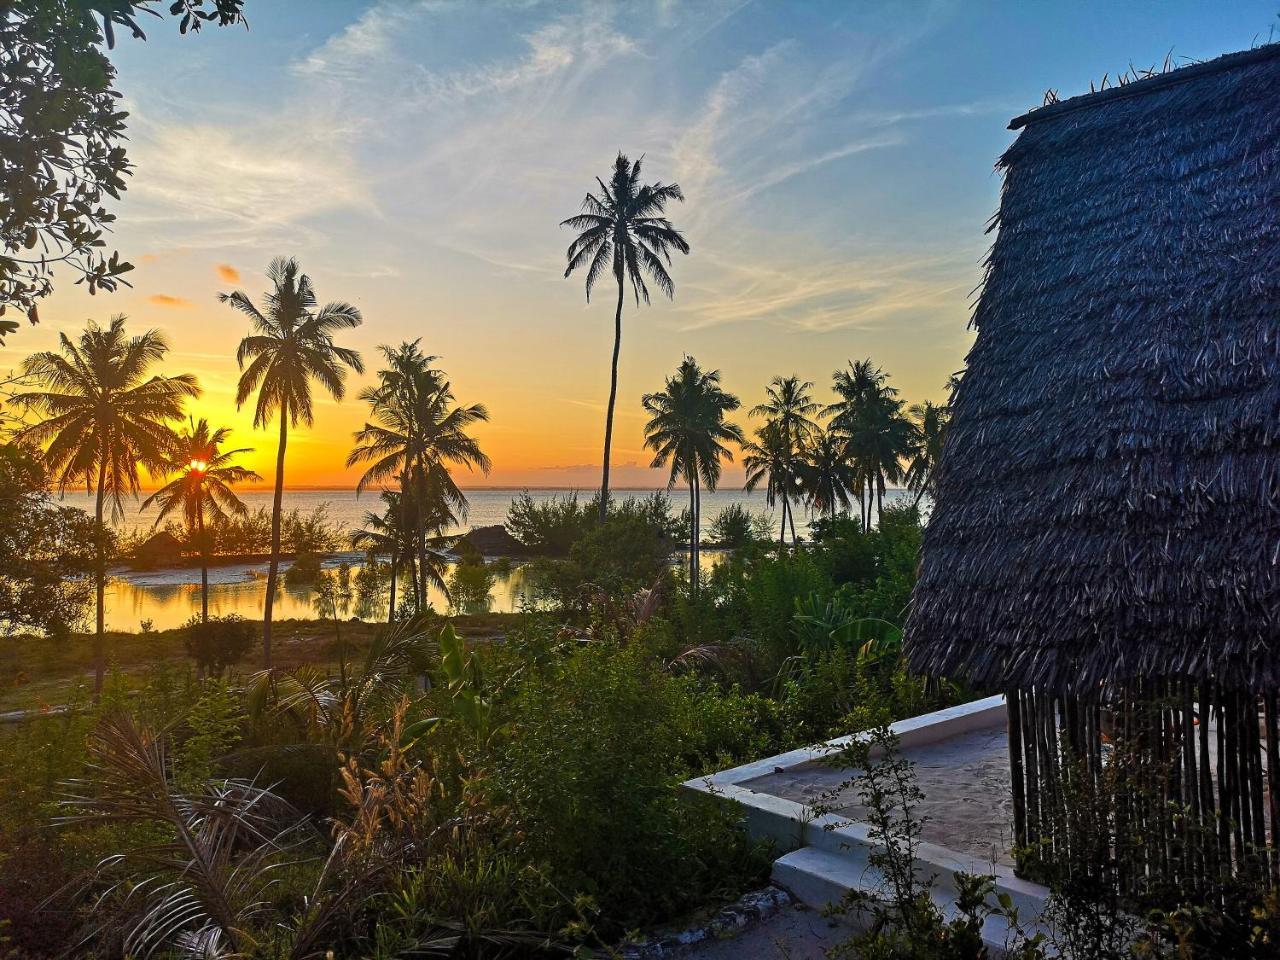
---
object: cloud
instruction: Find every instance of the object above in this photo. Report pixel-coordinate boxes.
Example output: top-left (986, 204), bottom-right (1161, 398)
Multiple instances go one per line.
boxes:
top-left (148, 294), bottom-right (193, 309)
top-left (216, 264), bottom-right (240, 283)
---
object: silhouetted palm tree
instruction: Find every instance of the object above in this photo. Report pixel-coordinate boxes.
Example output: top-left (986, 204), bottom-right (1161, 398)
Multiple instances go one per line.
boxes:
top-left (825, 359), bottom-right (912, 530)
top-left (13, 316), bottom-right (198, 693)
top-left (351, 490), bottom-right (410, 622)
top-left (750, 375), bottom-right (818, 540)
top-left (221, 257), bottom-right (364, 667)
top-left (743, 421), bottom-right (804, 548)
top-left (801, 428), bottom-right (857, 518)
top-left (642, 356), bottom-right (744, 585)
top-left (348, 348), bottom-right (490, 613)
top-left (905, 400), bottom-right (950, 508)
top-left (142, 418), bottom-right (259, 622)
top-left (561, 152), bottom-right (690, 523)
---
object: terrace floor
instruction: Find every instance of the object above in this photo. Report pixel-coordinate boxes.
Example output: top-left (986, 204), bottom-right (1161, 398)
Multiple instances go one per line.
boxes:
top-left (741, 725), bottom-right (1017, 869)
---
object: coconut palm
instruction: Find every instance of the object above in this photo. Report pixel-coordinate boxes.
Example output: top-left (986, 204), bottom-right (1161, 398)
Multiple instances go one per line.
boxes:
top-left (561, 152), bottom-right (691, 523)
top-left (351, 490), bottom-right (409, 622)
top-left (348, 351), bottom-right (490, 614)
top-left (642, 357), bottom-right (744, 585)
top-left (825, 359), bottom-right (912, 530)
top-left (12, 315), bottom-right (198, 693)
top-left (750, 375), bottom-right (818, 541)
top-left (141, 418), bottom-right (259, 623)
top-left (801, 428), bottom-right (857, 518)
top-left (742, 421), bottom-right (804, 548)
top-left (905, 400), bottom-right (950, 508)
top-left (221, 257), bottom-right (364, 667)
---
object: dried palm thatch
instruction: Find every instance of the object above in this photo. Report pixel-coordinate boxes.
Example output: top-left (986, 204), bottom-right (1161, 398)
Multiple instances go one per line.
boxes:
top-left (904, 44), bottom-right (1280, 893)
top-left (906, 43), bottom-right (1280, 695)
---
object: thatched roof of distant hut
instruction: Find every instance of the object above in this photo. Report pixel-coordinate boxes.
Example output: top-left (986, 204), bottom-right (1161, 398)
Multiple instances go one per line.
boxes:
top-left (457, 525), bottom-right (531, 557)
top-left (905, 45), bottom-right (1280, 693)
top-left (133, 530), bottom-right (185, 566)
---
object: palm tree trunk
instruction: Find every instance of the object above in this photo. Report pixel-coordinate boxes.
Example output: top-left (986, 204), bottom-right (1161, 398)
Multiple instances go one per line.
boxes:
top-left (876, 472), bottom-right (885, 527)
top-left (263, 401), bottom-right (288, 669)
top-left (93, 457), bottom-right (107, 697)
top-left (198, 506), bottom-right (208, 623)
top-left (387, 551), bottom-right (398, 623)
top-left (778, 497), bottom-right (787, 549)
top-left (688, 478), bottom-right (697, 585)
top-left (599, 278), bottom-right (625, 524)
top-left (693, 471), bottom-right (701, 590)
top-left (788, 495), bottom-right (797, 543)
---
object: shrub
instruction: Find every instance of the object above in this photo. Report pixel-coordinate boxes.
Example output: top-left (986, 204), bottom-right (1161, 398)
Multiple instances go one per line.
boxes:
top-left (284, 550), bottom-right (322, 585)
top-left (494, 640), bottom-right (769, 934)
top-left (449, 561), bottom-right (496, 613)
top-left (708, 503), bottom-right (752, 548)
top-left (505, 491), bottom-right (593, 555)
top-left (182, 614), bottom-right (255, 677)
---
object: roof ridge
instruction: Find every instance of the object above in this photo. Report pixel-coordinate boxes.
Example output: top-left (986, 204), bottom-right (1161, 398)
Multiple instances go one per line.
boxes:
top-left (1009, 43), bottom-right (1280, 130)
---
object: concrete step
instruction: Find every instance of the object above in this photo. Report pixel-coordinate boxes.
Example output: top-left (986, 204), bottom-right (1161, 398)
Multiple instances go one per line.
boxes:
top-left (771, 846), bottom-right (1053, 957)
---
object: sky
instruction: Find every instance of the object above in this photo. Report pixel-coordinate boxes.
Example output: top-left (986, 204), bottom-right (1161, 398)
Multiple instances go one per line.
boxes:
top-left (3, 0), bottom-right (1276, 488)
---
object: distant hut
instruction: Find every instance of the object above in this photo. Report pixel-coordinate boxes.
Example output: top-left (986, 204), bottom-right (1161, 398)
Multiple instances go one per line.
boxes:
top-left (455, 525), bottom-right (531, 557)
top-left (905, 45), bottom-right (1280, 892)
top-left (133, 530), bottom-right (185, 568)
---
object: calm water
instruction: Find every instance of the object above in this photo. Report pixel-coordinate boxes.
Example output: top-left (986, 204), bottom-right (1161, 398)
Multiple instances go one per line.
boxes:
top-left (58, 487), bottom-right (906, 632)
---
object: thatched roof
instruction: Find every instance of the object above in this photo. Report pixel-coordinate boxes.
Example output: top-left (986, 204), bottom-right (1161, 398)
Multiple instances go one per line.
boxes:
top-left (457, 525), bottom-right (531, 557)
top-left (133, 530), bottom-right (185, 565)
top-left (905, 45), bottom-right (1280, 693)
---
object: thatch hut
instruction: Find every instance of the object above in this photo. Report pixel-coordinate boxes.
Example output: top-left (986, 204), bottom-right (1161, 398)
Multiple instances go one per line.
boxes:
top-left (132, 530), bottom-right (185, 568)
top-left (905, 45), bottom-right (1280, 891)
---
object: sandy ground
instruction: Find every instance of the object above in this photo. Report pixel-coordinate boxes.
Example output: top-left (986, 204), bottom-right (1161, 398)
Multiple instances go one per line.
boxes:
top-left (671, 903), bottom-right (857, 959)
top-left (743, 726), bottom-right (1016, 868)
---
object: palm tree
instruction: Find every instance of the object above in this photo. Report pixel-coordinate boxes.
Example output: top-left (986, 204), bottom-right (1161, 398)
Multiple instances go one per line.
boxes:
top-left (12, 315), bottom-right (198, 693)
top-left (561, 152), bottom-right (691, 523)
top-left (825, 359), bottom-right (913, 530)
top-left (348, 348), bottom-right (490, 614)
top-left (642, 356), bottom-right (743, 585)
top-left (750, 375), bottom-right (818, 541)
top-left (141, 418), bottom-right (260, 623)
top-left (801, 428), bottom-right (857, 518)
top-left (904, 400), bottom-right (949, 508)
top-left (742, 421), bottom-right (804, 548)
top-left (221, 257), bottom-right (364, 667)
top-left (351, 491), bottom-right (409, 623)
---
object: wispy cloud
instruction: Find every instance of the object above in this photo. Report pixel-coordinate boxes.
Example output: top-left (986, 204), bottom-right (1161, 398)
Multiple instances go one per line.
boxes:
top-left (148, 294), bottom-right (193, 309)
top-left (216, 264), bottom-right (240, 283)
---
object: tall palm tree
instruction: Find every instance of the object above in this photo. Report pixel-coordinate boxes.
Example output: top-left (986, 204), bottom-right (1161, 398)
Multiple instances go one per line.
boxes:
top-left (750, 375), bottom-right (818, 541)
top-left (141, 418), bottom-right (260, 623)
top-left (742, 421), bottom-right (804, 548)
top-left (561, 152), bottom-right (691, 523)
top-left (905, 400), bottom-right (950, 508)
top-left (221, 257), bottom-right (364, 667)
top-left (801, 428), bottom-right (857, 518)
top-left (12, 315), bottom-right (198, 693)
top-left (642, 356), bottom-right (743, 585)
top-left (348, 350), bottom-right (490, 613)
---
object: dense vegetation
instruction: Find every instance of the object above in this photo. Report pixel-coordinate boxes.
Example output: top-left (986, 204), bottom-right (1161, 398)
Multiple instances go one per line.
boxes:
top-left (0, 503), bottom-right (940, 957)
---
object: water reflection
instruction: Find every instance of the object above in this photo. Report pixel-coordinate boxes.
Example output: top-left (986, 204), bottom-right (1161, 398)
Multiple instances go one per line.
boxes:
top-left (104, 557), bottom-right (536, 632)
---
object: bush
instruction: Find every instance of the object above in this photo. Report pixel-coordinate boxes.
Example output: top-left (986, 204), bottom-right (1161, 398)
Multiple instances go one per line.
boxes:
top-left (505, 491), bottom-right (593, 555)
top-left (182, 614), bottom-right (255, 677)
top-left (708, 503), bottom-right (768, 548)
top-left (284, 550), bottom-right (322, 585)
top-left (449, 561), bottom-right (496, 613)
top-left (494, 639), bottom-right (769, 934)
